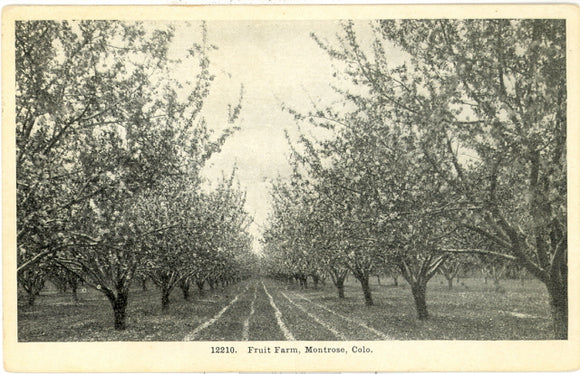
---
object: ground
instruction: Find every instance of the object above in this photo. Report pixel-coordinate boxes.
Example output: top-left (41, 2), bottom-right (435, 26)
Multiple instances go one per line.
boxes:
top-left (17, 275), bottom-right (553, 341)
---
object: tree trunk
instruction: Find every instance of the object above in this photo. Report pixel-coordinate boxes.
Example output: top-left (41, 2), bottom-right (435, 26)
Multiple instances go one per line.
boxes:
top-left (57, 283), bottom-right (67, 294)
top-left (69, 277), bottom-right (79, 302)
top-left (336, 279), bottom-right (345, 299)
top-left (547, 280), bottom-right (567, 339)
top-left (392, 275), bottom-right (398, 287)
top-left (27, 290), bottom-right (36, 307)
top-left (412, 283), bottom-right (429, 320)
top-left (161, 288), bottom-right (171, 310)
top-left (107, 291), bottom-right (129, 330)
top-left (299, 275), bottom-right (308, 289)
top-left (142, 279), bottom-right (148, 291)
top-left (337, 283), bottom-right (345, 298)
top-left (181, 283), bottom-right (190, 300)
top-left (331, 271), bottom-right (347, 299)
top-left (196, 280), bottom-right (205, 295)
top-left (358, 275), bottom-right (373, 306)
top-left (72, 286), bottom-right (79, 303)
top-left (312, 275), bottom-right (319, 289)
top-left (447, 278), bottom-right (453, 290)
top-left (376, 275), bottom-right (381, 285)
top-left (551, 299), bottom-right (567, 340)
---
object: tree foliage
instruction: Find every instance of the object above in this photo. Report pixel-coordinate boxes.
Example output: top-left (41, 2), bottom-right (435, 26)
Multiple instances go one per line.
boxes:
top-left (16, 20), bottom-right (252, 329)
top-left (265, 19), bottom-right (566, 337)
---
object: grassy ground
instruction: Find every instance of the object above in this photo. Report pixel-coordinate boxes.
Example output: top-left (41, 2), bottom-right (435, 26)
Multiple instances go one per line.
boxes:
top-left (247, 284), bottom-right (285, 341)
top-left (17, 275), bottom-right (554, 341)
top-left (270, 285), bottom-right (339, 340)
top-left (18, 282), bottom-right (248, 341)
top-left (288, 275), bottom-right (553, 340)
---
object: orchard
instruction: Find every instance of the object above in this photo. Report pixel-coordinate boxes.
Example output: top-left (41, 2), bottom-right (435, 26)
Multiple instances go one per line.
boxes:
top-left (16, 19), bottom-right (566, 341)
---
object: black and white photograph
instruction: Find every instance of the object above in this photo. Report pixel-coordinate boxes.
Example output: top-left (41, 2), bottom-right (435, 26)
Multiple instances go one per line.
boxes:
top-left (3, 4), bottom-right (579, 372)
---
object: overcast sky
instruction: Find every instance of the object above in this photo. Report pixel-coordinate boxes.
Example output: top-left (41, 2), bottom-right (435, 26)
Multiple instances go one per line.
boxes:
top-left (168, 21), bottom-right (379, 251)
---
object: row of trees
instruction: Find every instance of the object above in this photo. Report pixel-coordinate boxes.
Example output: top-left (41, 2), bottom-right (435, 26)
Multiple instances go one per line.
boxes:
top-left (16, 20), bottom-right (255, 330)
top-left (262, 19), bottom-right (567, 338)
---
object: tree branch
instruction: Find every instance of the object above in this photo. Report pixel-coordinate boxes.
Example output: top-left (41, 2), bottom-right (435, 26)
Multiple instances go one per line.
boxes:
top-left (439, 248), bottom-right (516, 261)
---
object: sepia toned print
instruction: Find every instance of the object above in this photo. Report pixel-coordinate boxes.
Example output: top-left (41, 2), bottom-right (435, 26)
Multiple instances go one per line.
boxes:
top-left (3, 5), bottom-right (580, 372)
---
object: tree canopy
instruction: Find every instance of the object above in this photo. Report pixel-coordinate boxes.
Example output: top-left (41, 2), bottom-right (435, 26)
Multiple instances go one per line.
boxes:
top-left (16, 20), bottom-right (252, 329)
top-left (263, 19), bottom-right (567, 338)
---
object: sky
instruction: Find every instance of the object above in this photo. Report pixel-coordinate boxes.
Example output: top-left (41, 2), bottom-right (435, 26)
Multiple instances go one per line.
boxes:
top-left (168, 21), bottom-right (379, 252)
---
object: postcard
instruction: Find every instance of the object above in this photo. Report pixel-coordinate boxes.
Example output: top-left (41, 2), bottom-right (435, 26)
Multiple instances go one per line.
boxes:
top-left (3, 4), bottom-right (579, 372)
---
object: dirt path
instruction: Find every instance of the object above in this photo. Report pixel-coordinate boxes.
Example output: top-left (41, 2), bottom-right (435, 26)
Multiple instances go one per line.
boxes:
top-left (261, 281), bottom-right (295, 340)
top-left (183, 284), bottom-right (249, 341)
top-left (241, 285), bottom-right (257, 340)
top-left (183, 279), bottom-right (390, 341)
top-left (280, 291), bottom-right (347, 340)
top-left (291, 291), bottom-right (390, 339)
